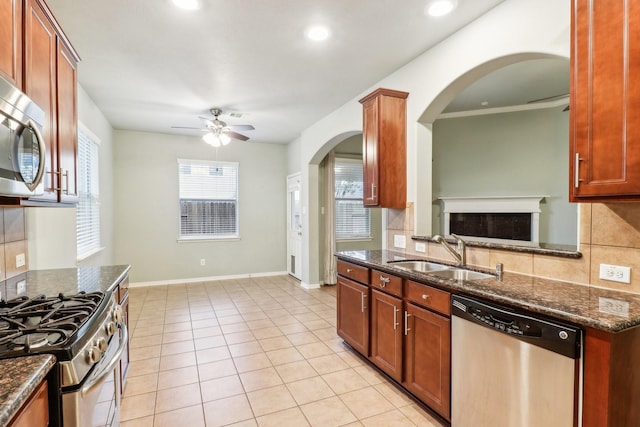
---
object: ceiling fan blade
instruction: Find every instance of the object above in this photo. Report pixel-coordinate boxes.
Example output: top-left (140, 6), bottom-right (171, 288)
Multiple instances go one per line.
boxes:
top-left (223, 130), bottom-right (250, 141)
top-left (226, 124), bottom-right (255, 131)
top-left (527, 93), bottom-right (569, 104)
top-left (171, 126), bottom-right (203, 130)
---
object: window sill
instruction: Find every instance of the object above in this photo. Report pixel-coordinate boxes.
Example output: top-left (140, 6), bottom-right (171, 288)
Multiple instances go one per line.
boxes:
top-left (178, 236), bottom-right (241, 243)
top-left (336, 237), bottom-right (373, 243)
top-left (77, 247), bottom-right (105, 262)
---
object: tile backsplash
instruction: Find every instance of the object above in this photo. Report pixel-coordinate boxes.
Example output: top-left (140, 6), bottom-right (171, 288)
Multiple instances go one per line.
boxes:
top-left (0, 208), bottom-right (28, 301)
top-left (387, 203), bottom-right (640, 295)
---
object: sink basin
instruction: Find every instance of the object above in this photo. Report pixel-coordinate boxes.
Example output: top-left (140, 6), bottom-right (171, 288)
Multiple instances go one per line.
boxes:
top-left (388, 260), bottom-right (451, 273)
top-left (428, 268), bottom-right (494, 281)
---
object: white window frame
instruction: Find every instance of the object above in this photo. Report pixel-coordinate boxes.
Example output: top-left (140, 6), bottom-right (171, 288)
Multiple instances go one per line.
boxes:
top-left (177, 159), bottom-right (240, 241)
top-left (335, 157), bottom-right (371, 241)
top-left (76, 122), bottom-right (102, 261)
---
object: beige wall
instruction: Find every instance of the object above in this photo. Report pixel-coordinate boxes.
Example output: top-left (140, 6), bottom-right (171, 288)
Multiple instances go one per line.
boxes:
top-left (387, 203), bottom-right (640, 294)
top-left (113, 129), bottom-right (287, 284)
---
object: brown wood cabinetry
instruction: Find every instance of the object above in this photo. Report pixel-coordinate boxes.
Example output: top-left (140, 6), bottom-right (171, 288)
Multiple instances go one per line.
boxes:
top-left (370, 289), bottom-right (402, 381)
top-left (570, 0), bottom-right (640, 200)
top-left (0, 0), bottom-right (22, 87)
top-left (19, 0), bottom-right (79, 205)
top-left (358, 88), bottom-right (408, 208)
top-left (8, 379), bottom-right (48, 427)
top-left (337, 275), bottom-right (369, 356)
top-left (403, 302), bottom-right (451, 420)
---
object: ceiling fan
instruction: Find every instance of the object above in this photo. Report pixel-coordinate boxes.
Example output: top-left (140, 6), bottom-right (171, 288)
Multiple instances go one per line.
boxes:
top-left (527, 93), bottom-right (570, 111)
top-left (172, 108), bottom-right (255, 147)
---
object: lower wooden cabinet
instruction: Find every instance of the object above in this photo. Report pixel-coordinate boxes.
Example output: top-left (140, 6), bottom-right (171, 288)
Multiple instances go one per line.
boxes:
top-left (8, 379), bottom-right (48, 427)
top-left (370, 289), bottom-right (403, 381)
top-left (337, 276), bottom-right (369, 356)
top-left (403, 302), bottom-right (451, 420)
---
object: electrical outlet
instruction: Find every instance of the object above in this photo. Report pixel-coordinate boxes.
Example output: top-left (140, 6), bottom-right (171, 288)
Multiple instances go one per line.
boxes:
top-left (16, 280), bottom-right (26, 295)
top-left (200, 258), bottom-right (206, 266)
top-left (415, 242), bottom-right (426, 253)
top-left (394, 234), bottom-right (406, 249)
top-left (599, 297), bottom-right (630, 317)
top-left (16, 253), bottom-right (25, 268)
top-left (599, 264), bottom-right (631, 284)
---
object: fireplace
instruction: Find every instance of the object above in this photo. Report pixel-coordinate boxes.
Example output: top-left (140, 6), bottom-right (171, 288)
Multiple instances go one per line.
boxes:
top-left (438, 196), bottom-right (546, 243)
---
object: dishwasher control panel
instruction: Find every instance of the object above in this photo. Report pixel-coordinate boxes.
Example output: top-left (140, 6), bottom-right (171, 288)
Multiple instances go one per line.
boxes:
top-left (452, 295), bottom-right (582, 359)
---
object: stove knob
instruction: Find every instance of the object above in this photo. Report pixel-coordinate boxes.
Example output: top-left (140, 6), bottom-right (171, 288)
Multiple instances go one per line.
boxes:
top-left (86, 346), bottom-right (102, 364)
top-left (95, 337), bottom-right (108, 352)
top-left (105, 321), bottom-right (117, 337)
top-left (112, 305), bottom-right (123, 324)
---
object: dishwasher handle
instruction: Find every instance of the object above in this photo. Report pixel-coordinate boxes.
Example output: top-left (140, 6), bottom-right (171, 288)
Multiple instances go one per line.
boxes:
top-left (452, 294), bottom-right (582, 359)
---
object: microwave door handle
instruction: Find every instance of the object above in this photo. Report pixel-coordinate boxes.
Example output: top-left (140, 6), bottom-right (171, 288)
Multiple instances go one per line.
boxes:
top-left (23, 119), bottom-right (46, 193)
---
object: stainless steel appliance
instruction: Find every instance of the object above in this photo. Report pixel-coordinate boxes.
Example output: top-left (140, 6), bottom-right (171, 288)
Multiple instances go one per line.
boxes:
top-left (0, 74), bottom-right (46, 197)
top-left (0, 291), bottom-right (126, 427)
top-left (451, 295), bottom-right (582, 427)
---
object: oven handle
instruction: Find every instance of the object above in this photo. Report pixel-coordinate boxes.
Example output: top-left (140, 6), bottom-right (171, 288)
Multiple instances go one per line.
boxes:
top-left (81, 324), bottom-right (128, 397)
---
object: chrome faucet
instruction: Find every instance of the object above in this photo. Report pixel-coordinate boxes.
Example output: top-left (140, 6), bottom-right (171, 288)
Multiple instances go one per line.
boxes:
top-left (433, 234), bottom-right (466, 267)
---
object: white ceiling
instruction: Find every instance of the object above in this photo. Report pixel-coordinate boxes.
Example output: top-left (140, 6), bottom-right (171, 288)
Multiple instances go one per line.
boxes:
top-left (47, 0), bottom-right (510, 144)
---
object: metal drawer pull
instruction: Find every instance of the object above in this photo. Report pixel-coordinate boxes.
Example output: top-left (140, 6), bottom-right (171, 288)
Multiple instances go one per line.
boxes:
top-left (404, 311), bottom-right (412, 335)
top-left (346, 268), bottom-right (353, 273)
top-left (574, 153), bottom-right (583, 188)
top-left (422, 294), bottom-right (429, 300)
top-left (393, 307), bottom-right (400, 330)
top-left (379, 275), bottom-right (390, 285)
top-left (361, 293), bottom-right (367, 312)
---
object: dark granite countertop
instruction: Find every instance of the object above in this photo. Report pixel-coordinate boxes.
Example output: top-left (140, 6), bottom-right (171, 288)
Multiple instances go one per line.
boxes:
top-left (412, 235), bottom-right (582, 258)
top-left (0, 355), bottom-right (55, 427)
top-left (7, 265), bottom-right (131, 300)
top-left (336, 250), bottom-right (640, 332)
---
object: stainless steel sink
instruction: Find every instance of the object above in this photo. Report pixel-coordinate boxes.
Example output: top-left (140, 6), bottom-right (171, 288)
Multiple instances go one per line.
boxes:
top-left (388, 260), bottom-right (451, 273)
top-left (428, 268), bottom-right (494, 281)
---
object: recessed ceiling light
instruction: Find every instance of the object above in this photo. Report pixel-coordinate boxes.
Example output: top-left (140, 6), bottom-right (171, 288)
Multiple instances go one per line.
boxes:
top-left (305, 26), bottom-right (330, 42)
top-left (172, 0), bottom-right (200, 10)
top-left (425, 0), bottom-right (458, 17)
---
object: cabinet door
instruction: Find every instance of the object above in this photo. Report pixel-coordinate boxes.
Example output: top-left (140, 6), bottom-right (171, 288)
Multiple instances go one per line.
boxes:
top-left (0, 0), bottom-right (22, 87)
top-left (362, 97), bottom-right (379, 206)
top-left (337, 276), bottom-right (369, 356)
top-left (24, 0), bottom-right (58, 202)
top-left (370, 289), bottom-right (402, 381)
top-left (570, 0), bottom-right (640, 200)
top-left (403, 303), bottom-right (451, 420)
top-left (56, 40), bottom-right (78, 203)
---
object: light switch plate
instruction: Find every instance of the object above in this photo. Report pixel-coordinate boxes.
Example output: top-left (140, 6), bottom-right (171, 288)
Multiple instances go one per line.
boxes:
top-left (16, 253), bottom-right (25, 268)
top-left (599, 263), bottom-right (631, 284)
top-left (415, 242), bottom-right (426, 253)
top-left (393, 234), bottom-right (406, 249)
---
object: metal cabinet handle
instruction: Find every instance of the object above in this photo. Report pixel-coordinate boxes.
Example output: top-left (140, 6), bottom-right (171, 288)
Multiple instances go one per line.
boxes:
top-left (361, 293), bottom-right (367, 313)
top-left (379, 275), bottom-right (390, 284)
top-left (346, 268), bottom-right (353, 273)
top-left (367, 183), bottom-right (376, 200)
top-left (62, 169), bottom-right (70, 195)
top-left (574, 153), bottom-right (583, 188)
top-left (422, 294), bottom-right (429, 300)
top-left (393, 307), bottom-right (400, 330)
top-left (404, 311), bottom-right (412, 335)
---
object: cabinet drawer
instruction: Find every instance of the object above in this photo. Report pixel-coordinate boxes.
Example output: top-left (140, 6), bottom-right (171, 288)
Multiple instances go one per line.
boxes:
top-left (370, 269), bottom-right (402, 297)
top-left (337, 260), bottom-right (369, 284)
top-left (406, 281), bottom-right (450, 316)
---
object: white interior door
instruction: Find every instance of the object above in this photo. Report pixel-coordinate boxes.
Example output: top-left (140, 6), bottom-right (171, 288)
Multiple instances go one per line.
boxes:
top-left (287, 174), bottom-right (302, 279)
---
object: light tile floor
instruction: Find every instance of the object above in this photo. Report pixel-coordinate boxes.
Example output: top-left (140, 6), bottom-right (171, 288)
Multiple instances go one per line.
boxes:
top-left (121, 275), bottom-right (446, 427)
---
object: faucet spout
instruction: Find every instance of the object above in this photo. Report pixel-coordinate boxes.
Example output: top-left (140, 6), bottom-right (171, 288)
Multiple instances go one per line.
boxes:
top-left (433, 234), bottom-right (466, 267)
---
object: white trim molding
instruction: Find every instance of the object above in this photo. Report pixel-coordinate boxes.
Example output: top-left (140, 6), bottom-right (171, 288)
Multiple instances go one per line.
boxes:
top-left (439, 196), bottom-right (547, 243)
top-left (130, 271), bottom-right (289, 287)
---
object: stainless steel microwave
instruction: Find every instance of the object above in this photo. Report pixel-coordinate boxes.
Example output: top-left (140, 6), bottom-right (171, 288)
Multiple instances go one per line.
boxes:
top-left (0, 75), bottom-right (46, 197)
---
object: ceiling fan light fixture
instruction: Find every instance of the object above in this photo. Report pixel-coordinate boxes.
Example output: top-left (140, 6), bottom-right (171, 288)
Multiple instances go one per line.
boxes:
top-left (220, 133), bottom-right (231, 146)
top-left (172, 0), bottom-right (200, 10)
top-left (425, 0), bottom-right (458, 17)
top-left (305, 25), bottom-right (330, 42)
top-left (203, 132), bottom-right (221, 147)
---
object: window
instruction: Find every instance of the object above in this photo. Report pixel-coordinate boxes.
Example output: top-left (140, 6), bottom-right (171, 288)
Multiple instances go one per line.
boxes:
top-left (76, 124), bottom-right (101, 259)
top-left (335, 158), bottom-right (370, 239)
top-left (178, 159), bottom-right (239, 239)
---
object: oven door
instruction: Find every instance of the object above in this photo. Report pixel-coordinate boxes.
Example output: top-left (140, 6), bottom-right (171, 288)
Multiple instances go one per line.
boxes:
top-left (61, 324), bottom-right (128, 427)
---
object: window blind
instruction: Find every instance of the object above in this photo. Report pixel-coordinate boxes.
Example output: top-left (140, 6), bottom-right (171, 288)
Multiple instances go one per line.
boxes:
top-left (76, 127), bottom-right (101, 259)
top-left (335, 158), bottom-right (370, 239)
top-left (178, 159), bottom-right (239, 238)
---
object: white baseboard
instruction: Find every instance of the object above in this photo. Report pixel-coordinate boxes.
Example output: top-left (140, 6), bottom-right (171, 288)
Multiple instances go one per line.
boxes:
top-left (300, 281), bottom-right (321, 290)
top-left (130, 271), bottom-right (289, 288)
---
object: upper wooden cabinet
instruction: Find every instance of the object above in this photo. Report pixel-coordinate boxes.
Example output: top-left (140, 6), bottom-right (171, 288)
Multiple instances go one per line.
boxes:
top-left (359, 88), bottom-right (408, 208)
top-left (570, 0), bottom-right (640, 201)
top-left (0, 0), bottom-right (22, 87)
top-left (23, 0), bottom-right (79, 204)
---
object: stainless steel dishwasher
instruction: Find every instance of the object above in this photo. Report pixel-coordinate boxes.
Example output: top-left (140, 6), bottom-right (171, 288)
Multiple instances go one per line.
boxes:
top-left (451, 295), bottom-right (583, 427)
